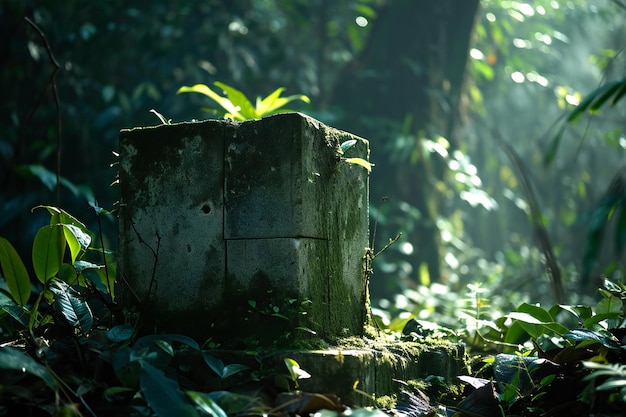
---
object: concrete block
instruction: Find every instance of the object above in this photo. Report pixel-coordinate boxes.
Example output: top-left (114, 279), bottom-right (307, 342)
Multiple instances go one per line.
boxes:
top-left (118, 113), bottom-right (370, 341)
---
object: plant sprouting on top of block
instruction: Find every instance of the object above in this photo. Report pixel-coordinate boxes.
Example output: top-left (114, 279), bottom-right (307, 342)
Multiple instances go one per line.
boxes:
top-left (177, 81), bottom-right (310, 121)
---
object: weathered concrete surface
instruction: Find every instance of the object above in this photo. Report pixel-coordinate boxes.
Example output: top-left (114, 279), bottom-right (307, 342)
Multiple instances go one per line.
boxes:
top-left (118, 113), bottom-right (369, 341)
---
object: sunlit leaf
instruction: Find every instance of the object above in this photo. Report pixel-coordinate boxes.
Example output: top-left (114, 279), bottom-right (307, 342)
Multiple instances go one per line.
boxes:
top-left (284, 357), bottom-right (311, 383)
top-left (255, 87), bottom-right (286, 115)
top-left (214, 81), bottom-right (258, 119)
top-left (344, 157), bottom-right (373, 172)
top-left (0, 237), bottom-right (31, 306)
top-left (177, 84), bottom-right (244, 120)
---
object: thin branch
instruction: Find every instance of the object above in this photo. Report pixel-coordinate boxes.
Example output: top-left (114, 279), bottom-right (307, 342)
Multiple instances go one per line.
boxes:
top-left (23, 17), bottom-right (62, 205)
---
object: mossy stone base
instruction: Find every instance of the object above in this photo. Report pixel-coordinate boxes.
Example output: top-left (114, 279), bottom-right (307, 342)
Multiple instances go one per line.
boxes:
top-left (200, 339), bottom-right (467, 407)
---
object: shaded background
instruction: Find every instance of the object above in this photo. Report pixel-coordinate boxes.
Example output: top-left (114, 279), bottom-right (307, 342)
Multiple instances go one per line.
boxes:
top-left (2, 0), bottom-right (626, 325)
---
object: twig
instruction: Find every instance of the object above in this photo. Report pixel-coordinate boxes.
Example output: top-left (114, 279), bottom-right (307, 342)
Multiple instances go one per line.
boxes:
top-left (23, 17), bottom-right (62, 205)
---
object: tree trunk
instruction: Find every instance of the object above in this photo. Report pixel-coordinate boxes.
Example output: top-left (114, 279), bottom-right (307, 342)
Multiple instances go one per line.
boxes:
top-left (332, 0), bottom-right (479, 293)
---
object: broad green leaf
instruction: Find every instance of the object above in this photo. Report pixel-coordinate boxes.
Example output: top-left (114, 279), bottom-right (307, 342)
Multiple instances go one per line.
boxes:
top-left (0, 237), bottom-right (31, 305)
top-left (186, 391), bottom-right (228, 417)
top-left (505, 311), bottom-right (545, 325)
top-left (32, 225), bottom-right (66, 283)
top-left (214, 81), bottom-right (257, 119)
top-left (177, 84), bottom-right (244, 120)
top-left (49, 279), bottom-right (93, 334)
top-left (344, 157), bottom-right (373, 172)
top-left (0, 346), bottom-right (57, 390)
top-left (140, 361), bottom-right (199, 417)
top-left (108, 324), bottom-right (135, 343)
top-left (595, 294), bottom-right (623, 316)
top-left (517, 303), bottom-right (553, 323)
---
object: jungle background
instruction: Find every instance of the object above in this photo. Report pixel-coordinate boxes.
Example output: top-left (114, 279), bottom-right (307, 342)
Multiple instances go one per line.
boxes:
top-left (2, 0), bottom-right (626, 329)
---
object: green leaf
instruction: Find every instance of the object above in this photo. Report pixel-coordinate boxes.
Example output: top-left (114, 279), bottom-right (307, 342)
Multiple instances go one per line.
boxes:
top-left (255, 87), bottom-right (287, 115)
top-left (186, 391), bottom-right (228, 417)
top-left (153, 340), bottom-right (174, 357)
top-left (284, 357), bottom-right (311, 382)
top-left (32, 225), bottom-right (66, 283)
top-left (568, 80), bottom-right (623, 122)
top-left (108, 324), bottom-right (135, 343)
top-left (340, 140), bottom-right (357, 154)
top-left (214, 81), bottom-right (257, 119)
top-left (2, 304), bottom-right (30, 328)
top-left (49, 279), bottom-right (93, 334)
top-left (177, 84), bottom-right (244, 120)
top-left (595, 294), bottom-right (623, 315)
top-left (563, 329), bottom-right (621, 349)
top-left (256, 88), bottom-right (309, 116)
top-left (140, 361), bottom-right (199, 417)
top-left (589, 80), bottom-right (624, 112)
top-left (344, 157), bottom-right (373, 172)
top-left (0, 237), bottom-right (31, 305)
top-left (221, 363), bottom-right (249, 379)
top-left (0, 346), bottom-right (57, 391)
top-left (62, 224), bottom-right (91, 264)
top-left (517, 303), bottom-right (554, 323)
top-left (203, 352), bottom-right (225, 376)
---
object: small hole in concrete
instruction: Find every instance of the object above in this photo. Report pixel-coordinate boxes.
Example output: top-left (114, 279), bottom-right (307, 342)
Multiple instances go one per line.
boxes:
top-left (201, 204), bottom-right (211, 214)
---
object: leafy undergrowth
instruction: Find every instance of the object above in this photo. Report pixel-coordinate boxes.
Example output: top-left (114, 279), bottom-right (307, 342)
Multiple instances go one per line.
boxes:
top-left (1, 208), bottom-right (626, 416)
